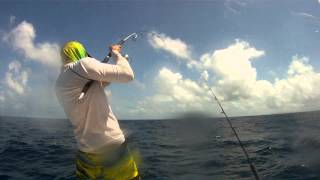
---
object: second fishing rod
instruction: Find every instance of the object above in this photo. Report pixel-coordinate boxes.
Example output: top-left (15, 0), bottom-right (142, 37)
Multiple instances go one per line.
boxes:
top-left (202, 77), bottom-right (261, 180)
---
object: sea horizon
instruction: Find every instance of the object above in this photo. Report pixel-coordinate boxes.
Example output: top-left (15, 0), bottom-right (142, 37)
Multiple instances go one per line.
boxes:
top-left (1, 109), bottom-right (320, 121)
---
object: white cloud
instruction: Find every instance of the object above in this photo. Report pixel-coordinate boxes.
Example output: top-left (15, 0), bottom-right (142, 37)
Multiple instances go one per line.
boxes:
top-left (148, 32), bottom-right (200, 69)
top-left (0, 59), bottom-right (66, 117)
top-left (199, 44), bottom-right (320, 113)
top-left (292, 12), bottom-right (320, 21)
top-left (287, 56), bottom-right (313, 76)
top-left (0, 19), bottom-right (65, 117)
top-left (131, 38), bottom-right (320, 118)
top-left (155, 68), bottom-right (204, 103)
top-left (131, 67), bottom-right (213, 118)
top-left (4, 60), bottom-right (30, 95)
top-left (0, 60), bottom-right (31, 115)
top-left (148, 32), bottom-right (192, 60)
top-left (200, 40), bottom-right (265, 101)
top-left (2, 21), bottom-right (61, 68)
top-left (272, 58), bottom-right (320, 108)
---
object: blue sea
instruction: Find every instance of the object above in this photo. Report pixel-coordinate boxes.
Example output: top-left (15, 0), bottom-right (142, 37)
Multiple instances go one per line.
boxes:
top-left (1, 111), bottom-right (320, 180)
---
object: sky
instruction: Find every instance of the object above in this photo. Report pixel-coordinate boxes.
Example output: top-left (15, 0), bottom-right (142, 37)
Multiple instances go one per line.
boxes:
top-left (1, 0), bottom-right (320, 119)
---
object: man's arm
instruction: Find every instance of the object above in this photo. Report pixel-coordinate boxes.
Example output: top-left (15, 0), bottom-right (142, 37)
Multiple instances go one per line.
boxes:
top-left (79, 51), bottom-right (134, 83)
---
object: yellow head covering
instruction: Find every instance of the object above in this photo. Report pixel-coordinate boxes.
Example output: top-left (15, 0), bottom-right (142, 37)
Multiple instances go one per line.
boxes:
top-left (62, 41), bottom-right (88, 62)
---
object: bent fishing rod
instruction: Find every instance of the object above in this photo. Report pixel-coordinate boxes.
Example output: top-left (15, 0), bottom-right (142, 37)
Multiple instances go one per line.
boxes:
top-left (78, 32), bottom-right (138, 100)
top-left (203, 81), bottom-right (261, 180)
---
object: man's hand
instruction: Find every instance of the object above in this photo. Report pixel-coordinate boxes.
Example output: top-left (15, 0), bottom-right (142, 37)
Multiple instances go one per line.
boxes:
top-left (109, 44), bottom-right (122, 56)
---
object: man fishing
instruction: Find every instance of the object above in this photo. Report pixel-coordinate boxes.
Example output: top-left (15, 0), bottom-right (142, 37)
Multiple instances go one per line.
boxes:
top-left (55, 41), bottom-right (140, 180)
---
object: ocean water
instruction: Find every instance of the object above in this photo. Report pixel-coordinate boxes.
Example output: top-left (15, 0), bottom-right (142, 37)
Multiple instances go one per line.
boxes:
top-left (1, 111), bottom-right (320, 180)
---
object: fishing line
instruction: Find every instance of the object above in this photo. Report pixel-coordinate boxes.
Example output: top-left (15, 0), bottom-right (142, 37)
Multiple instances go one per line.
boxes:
top-left (202, 79), bottom-right (261, 180)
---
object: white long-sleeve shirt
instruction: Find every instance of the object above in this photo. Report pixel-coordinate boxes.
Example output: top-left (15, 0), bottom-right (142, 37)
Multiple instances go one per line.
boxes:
top-left (55, 53), bottom-right (134, 153)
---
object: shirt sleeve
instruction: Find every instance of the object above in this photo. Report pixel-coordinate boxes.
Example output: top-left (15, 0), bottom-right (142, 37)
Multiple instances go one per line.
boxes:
top-left (78, 55), bottom-right (134, 83)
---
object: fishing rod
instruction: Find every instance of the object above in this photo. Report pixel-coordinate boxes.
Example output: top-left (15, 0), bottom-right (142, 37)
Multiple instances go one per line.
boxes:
top-left (203, 80), bottom-right (261, 180)
top-left (78, 32), bottom-right (139, 100)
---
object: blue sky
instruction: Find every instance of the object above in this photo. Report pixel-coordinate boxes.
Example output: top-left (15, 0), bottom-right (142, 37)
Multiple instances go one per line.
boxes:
top-left (1, 0), bottom-right (320, 119)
